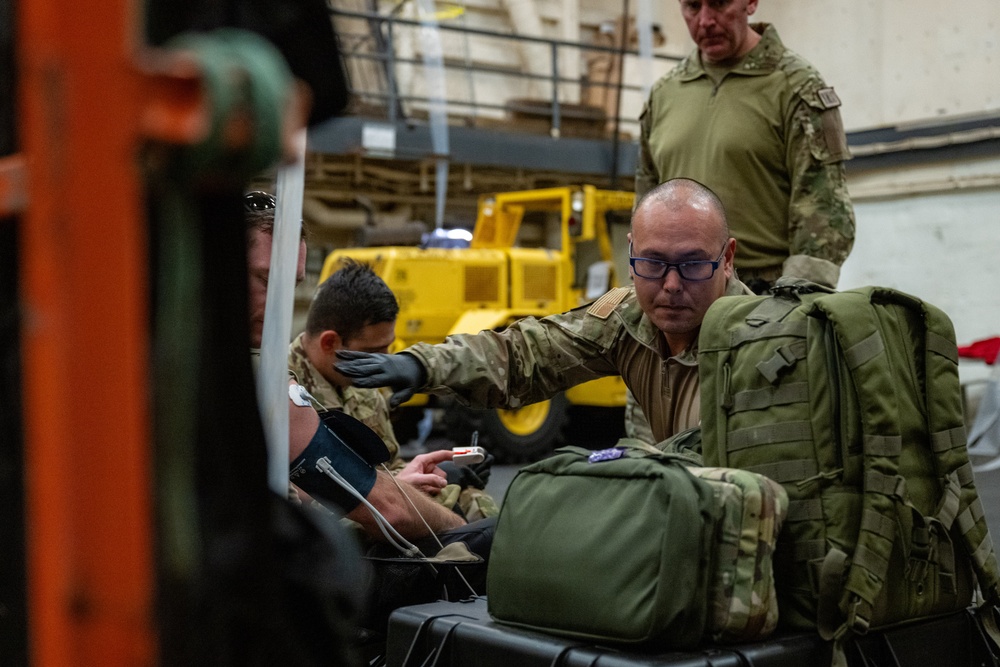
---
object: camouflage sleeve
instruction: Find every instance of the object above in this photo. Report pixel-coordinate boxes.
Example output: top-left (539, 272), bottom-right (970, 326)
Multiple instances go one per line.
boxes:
top-left (784, 86), bottom-right (856, 288)
top-left (634, 97), bottom-right (660, 208)
top-left (404, 311), bottom-right (620, 410)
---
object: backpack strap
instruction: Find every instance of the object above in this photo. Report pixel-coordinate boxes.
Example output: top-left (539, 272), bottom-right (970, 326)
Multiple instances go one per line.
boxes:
top-left (816, 288), bottom-right (1000, 639)
top-left (811, 290), bottom-right (902, 639)
top-left (909, 292), bottom-right (1000, 604)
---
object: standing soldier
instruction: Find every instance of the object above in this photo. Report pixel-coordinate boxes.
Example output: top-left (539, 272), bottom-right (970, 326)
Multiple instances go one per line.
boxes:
top-left (637, 0), bottom-right (855, 294)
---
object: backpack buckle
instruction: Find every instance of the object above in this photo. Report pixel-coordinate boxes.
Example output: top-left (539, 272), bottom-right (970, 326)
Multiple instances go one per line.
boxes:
top-left (756, 342), bottom-right (804, 384)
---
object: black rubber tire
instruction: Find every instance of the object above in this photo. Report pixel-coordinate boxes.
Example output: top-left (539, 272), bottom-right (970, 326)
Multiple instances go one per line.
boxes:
top-left (444, 394), bottom-right (570, 463)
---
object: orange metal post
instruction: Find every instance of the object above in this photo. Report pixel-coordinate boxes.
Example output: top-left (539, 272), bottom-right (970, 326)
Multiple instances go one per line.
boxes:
top-left (18, 0), bottom-right (156, 663)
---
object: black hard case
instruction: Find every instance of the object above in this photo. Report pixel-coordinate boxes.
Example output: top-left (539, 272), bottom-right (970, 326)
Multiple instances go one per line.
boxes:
top-left (386, 598), bottom-right (999, 667)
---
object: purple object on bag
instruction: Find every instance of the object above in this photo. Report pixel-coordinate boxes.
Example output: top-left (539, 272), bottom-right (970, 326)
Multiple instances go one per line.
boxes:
top-left (588, 447), bottom-right (627, 463)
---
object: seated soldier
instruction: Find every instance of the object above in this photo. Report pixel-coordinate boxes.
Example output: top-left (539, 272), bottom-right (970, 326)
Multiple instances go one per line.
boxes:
top-left (244, 190), bottom-right (494, 570)
top-left (288, 259), bottom-right (498, 521)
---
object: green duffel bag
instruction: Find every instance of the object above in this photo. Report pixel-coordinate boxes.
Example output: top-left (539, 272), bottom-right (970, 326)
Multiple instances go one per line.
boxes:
top-left (486, 441), bottom-right (720, 649)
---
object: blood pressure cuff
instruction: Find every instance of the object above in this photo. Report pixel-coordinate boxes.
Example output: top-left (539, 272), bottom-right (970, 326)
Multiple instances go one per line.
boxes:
top-left (289, 421), bottom-right (377, 514)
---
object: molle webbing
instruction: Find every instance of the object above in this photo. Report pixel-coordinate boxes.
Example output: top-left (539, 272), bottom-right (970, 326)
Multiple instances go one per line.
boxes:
top-left (729, 421), bottom-right (811, 451)
top-left (730, 318), bottom-right (805, 348)
top-left (926, 330), bottom-right (959, 364)
top-left (730, 382), bottom-right (809, 414)
top-left (958, 497), bottom-right (987, 535)
top-left (698, 281), bottom-right (1000, 638)
top-left (746, 459), bottom-right (817, 484)
top-left (785, 498), bottom-right (823, 523)
top-left (931, 426), bottom-right (968, 453)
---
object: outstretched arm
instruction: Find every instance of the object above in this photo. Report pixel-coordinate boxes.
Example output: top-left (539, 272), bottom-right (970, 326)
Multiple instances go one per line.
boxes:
top-left (347, 471), bottom-right (466, 541)
top-left (336, 313), bottom-right (619, 411)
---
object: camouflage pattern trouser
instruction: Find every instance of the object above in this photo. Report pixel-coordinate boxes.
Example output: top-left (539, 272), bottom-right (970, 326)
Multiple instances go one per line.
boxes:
top-left (437, 484), bottom-right (500, 522)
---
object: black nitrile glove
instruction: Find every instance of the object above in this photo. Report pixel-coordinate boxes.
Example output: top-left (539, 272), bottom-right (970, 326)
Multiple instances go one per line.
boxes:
top-left (334, 350), bottom-right (426, 408)
top-left (438, 453), bottom-right (494, 490)
top-left (468, 452), bottom-right (493, 487)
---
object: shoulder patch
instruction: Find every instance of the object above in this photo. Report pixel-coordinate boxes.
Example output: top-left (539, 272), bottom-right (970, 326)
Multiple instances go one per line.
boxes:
top-left (817, 87), bottom-right (841, 109)
top-left (587, 287), bottom-right (630, 320)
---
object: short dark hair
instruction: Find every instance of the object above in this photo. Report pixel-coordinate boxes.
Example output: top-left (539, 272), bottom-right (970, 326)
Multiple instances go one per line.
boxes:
top-left (305, 259), bottom-right (399, 341)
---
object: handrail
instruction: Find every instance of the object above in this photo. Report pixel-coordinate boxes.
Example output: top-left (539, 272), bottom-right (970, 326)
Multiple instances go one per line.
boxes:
top-left (329, 7), bottom-right (680, 137)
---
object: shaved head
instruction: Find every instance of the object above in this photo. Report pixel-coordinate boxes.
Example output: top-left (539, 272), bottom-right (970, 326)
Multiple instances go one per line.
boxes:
top-left (634, 178), bottom-right (730, 245)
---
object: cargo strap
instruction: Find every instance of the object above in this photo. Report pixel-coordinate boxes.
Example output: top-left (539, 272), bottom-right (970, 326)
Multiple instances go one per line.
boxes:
top-left (164, 29), bottom-right (292, 180)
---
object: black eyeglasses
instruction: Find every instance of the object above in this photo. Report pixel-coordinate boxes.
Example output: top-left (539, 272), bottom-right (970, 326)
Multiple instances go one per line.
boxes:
top-left (244, 191), bottom-right (276, 211)
top-left (629, 242), bottom-right (727, 282)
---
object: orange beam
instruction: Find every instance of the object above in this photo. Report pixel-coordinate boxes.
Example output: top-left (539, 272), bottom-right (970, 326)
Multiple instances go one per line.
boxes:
top-left (18, 0), bottom-right (156, 663)
top-left (0, 155), bottom-right (27, 217)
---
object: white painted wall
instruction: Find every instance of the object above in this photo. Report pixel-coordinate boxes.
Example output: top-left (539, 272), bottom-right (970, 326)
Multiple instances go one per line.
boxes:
top-left (841, 157), bottom-right (1000, 384)
top-left (758, 0), bottom-right (1000, 130)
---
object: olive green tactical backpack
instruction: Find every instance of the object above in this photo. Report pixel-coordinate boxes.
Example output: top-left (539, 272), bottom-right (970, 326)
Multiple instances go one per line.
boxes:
top-left (698, 281), bottom-right (1000, 646)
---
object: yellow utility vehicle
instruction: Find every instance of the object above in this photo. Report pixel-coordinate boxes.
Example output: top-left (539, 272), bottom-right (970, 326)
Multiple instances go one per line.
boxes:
top-left (319, 185), bottom-right (635, 461)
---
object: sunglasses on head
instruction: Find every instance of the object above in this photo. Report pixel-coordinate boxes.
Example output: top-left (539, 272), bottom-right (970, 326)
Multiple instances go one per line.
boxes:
top-left (244, 191), bottom-right (276, 211)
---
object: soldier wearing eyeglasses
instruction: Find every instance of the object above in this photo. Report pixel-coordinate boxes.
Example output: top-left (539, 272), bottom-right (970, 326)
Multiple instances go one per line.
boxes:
top-left (334, 179), bottom-right (751, 444)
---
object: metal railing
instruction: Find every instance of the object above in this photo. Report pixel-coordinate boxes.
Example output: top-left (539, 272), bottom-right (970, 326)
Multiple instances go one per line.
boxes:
top-left (329, 6), bottom-right (680, 139)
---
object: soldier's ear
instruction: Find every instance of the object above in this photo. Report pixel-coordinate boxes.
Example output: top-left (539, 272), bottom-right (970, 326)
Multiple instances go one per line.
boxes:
top-left (319, 330), bottom-right (343, 353)
top-left (723, 238), bottom-right (737, 278)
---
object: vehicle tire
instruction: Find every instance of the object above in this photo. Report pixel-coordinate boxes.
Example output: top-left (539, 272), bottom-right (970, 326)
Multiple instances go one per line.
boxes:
top-left (444, 394), bottom-right (569, 463)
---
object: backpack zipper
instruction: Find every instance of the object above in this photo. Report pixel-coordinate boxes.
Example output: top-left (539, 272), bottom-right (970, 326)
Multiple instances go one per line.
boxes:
top-left (822, 319), bottom-right (848, 474)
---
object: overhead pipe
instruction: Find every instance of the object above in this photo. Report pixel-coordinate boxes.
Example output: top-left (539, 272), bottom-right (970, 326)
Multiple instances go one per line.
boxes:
top-left (415, 0), bottom-right (450, 229)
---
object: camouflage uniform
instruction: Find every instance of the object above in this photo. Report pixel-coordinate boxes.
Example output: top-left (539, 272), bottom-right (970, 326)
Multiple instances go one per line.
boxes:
top-left (288, 333), bottom-right (498, 520)
top-left (404, 277), bottom-right (751, 445)
top-left (636, 23), bottom-right (855, 289)
top-left (289, 333), bottom-right (405, 470)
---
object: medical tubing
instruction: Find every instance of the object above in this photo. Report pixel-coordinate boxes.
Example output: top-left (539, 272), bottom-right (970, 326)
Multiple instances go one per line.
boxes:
top-left (315, 458), bottom-right (421, 556)
top-left (380, 463), bottom-right (478, 598)
top-left (316, 458), bottom-right (478, 598)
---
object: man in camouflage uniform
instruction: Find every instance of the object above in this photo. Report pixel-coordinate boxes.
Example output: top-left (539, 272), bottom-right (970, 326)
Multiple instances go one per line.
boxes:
top-left (636, 0), bottom-right (855, 294)
top-left (336, 179), bottom-right (753, 445)
top-left (245, 191), bottom-right (468, 536)
top-left (289, 259), bottom-right (498, 521)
